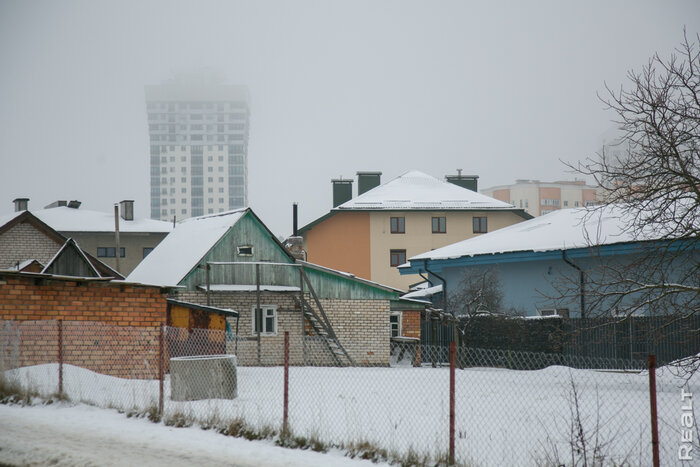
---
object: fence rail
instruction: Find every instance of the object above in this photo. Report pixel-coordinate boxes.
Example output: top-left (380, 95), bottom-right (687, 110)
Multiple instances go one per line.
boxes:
top-left (423, 314), bottom-right (700, 367)
top-left (2, 319), bottom-right (699, 466)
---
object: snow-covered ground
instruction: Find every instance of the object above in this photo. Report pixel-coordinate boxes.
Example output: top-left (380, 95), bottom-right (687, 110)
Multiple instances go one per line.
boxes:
top-left (3, 362), bottom-right (699, 466)
top-left (0, 403), bottom-right (386, 467)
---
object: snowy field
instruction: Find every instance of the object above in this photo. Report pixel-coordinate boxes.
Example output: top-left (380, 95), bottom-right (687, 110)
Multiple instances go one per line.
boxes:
top-left (4, 362), bottom-right (699, 466)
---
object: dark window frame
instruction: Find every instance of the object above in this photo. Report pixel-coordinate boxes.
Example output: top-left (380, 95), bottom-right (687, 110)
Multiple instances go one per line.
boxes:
top-left (390, 216), bottom-right (405, 234)
top-left (431, 216), bottom-right (446, 234)
top-left (390, 249), bottom-right (407, 267)
top-left (473, 217), bottom-right (488, 233)
top-left (97, 247), bottom-right (125, 258)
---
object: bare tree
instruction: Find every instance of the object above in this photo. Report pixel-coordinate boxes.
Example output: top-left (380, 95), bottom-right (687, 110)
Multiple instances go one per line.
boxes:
top-left (446, 268), bottom-right (504, 351)
top-left (561, 31), bottom-right (699, 368)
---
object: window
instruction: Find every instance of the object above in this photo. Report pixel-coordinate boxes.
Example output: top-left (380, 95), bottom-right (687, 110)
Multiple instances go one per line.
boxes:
top-left (252, 305), bottom-right (277, 336)
top-left (563, 200), bottom-right (568, 207)
top-left (390, 313), bottom-right (401, 337)
top-left (237, 245), bottom-right (253, 256)
top-left (390, 249), bottom-right (407, 267)
top-left (541, 199), bottom-right (560, 206)
top-left (181, 177), bottom-right (186, 183)
top-left (541, 209), bottom-right (555, 215)
top-left (97, 247), bottom-right (125, 258)
top-left (431, 217), bottom-right (446, 234)
top-left (181, 209), bottom-right (187, 214)
top-left (208, 187), bottom-right (213, 193)
top-left (585, 201), bottom-right (596, 207)
top-left (181, 188), bottom-right (186, 193)
top-left (390, 217), bottom-right (405, 234)
top-left (143, 247), bottom-right (154, 258)
top-left (473, 217), bottom-right (487, 233)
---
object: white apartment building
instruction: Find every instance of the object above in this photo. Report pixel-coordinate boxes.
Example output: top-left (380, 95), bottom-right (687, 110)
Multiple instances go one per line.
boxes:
top-left (481, 179), bottom-right (601, 217)
top-left (146, 74), bottom-right (250, 221)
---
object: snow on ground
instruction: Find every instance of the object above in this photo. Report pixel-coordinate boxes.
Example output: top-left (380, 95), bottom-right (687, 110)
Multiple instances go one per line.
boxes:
top-left (3, 362), bottom-right (699, 466)
top-left (0, 402), bottom-right (385, 467)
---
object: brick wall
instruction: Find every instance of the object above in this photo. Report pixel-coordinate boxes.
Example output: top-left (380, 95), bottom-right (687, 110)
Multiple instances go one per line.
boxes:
top-left (172, 290), bottom-right (391, 366)
top-left (401, 310), bottom-right (421, 339)
top-left (0, 222), bottom-right (62, 268)
top-left (0, 274), bottom-right (168, 378)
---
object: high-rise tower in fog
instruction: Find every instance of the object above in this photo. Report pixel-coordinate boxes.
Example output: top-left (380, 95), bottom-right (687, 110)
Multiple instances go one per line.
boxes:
top-left (145, 74), bottom-right (249, 221)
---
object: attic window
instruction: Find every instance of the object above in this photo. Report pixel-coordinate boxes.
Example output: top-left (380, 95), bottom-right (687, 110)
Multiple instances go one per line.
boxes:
top-left (237, 245), bottom-right (253, 256)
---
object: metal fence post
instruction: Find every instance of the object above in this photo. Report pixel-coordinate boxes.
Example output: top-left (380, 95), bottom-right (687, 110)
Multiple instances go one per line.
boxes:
top-left (648, 355), bottom-right (660, 467)
top-left (449, 341), bottom-right (455, 465)
top-left (158, 325), bottom-right (164, 416)
top-left (58, 319), bottom-right (63, 395)
top-left (283, 331), bottom-right (289, 433)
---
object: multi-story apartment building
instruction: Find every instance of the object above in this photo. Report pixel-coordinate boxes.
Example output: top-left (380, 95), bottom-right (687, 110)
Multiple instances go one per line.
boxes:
top-left (481, 179), bottom-right (601, 217)
top-left (145, 74), bottom-right (250, 221)
top-left (299, 171), bottom-right (531, 290)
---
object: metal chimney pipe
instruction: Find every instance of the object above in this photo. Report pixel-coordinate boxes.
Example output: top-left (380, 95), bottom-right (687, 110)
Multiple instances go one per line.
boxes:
top-left (293, 203), bottom-right (298, 236)
top-left (114, 204), bottom-right (121, 274)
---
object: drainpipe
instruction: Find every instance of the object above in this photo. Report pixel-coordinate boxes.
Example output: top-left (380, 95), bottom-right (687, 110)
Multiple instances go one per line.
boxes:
top-left (423, 260), bottom-right (447, 311)
top-left (423, 259), bottom-right (456, 348)
top-left (562, 251), bottom-right (585, 319)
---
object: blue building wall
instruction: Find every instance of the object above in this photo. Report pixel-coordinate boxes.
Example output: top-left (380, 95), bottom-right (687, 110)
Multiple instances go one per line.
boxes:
top-left (412, 240), bottom-right (698, 318)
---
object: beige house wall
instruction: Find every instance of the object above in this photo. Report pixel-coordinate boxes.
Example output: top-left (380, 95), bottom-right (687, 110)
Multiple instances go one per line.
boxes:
top-left (66, 231), bottom-right (169, 276)
top-left (505, 185), bottom-right (540, 216)
top-left (369, 210), bottom-right (527, 290)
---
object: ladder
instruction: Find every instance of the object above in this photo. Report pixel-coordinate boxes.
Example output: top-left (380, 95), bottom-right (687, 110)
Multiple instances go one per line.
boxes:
top-left (293, 285), bottom-right (355, 367)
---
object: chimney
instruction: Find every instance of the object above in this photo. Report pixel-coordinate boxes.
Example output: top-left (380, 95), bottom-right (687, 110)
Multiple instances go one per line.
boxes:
top-left (13, 198), bottom-right (29, 212)
top-left (446, 170), bottom-right (479, 192)
top-left (356, 171), bottom-right (382, 196)
top-left (292, 203), bottom-right (298, 236)
top-left (44, 200), bottom-right (67, 209)
top-left (120, 200), bottom-right (134, 221)
top-left (67, 200), bottom-right (81, 209)
top-left (331, 178), bottom-right (353, 207)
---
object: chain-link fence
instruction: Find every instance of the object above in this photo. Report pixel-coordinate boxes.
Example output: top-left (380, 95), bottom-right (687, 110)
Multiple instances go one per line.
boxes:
top-left (2, 319), bottom-right (698, 466)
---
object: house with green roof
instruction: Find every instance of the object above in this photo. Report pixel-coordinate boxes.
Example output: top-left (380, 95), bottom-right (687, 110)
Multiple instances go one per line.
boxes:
top-left (128, 208), bottom-right (419, 366)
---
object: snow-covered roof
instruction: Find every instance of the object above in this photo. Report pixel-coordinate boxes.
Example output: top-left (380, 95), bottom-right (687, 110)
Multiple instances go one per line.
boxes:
top-left (0, 211), bottom-right (23, 230)
top-left (335, 170), bottom-right (515, 211)
top-left (32, 207), bottom-right (173, 233)
top-left (401, 284), bottom-right (443, 299)
top-left (7, 259), bottom-right (43, 271)
top-left (408, 205), bottom-right (660, 262)
top-left (126, 209), bottom-right (247, 286)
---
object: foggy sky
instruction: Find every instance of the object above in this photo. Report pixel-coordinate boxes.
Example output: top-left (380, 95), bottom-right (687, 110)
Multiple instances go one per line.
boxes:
top-left (1, 0), bottom-right (698, 236)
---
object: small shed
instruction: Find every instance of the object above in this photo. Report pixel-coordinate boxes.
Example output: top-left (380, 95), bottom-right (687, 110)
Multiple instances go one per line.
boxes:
top-left (166, 298), bottom-right (239, 357)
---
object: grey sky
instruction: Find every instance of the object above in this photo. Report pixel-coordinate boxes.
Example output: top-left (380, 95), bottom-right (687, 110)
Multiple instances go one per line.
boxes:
top-left (1, 0), bottom-right (698, 236)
